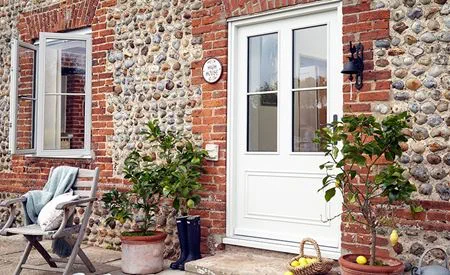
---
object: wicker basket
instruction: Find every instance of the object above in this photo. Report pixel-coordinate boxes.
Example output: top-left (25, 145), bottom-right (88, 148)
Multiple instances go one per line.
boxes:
top-left (287, 238), bottom-right (334, 275)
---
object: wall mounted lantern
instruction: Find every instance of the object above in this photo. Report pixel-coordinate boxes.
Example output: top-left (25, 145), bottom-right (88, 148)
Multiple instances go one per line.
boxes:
top-left (341, 42), bottom-right (364, 90)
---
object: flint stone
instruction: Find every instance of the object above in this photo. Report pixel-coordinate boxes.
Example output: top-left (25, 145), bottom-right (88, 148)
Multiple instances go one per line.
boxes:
top-left (437, 101), bottom-right (448, 112)
top-left (428, 114), bottom-right (443, 127)
top-left (410, 242), bottom-right (425, 256)
top-left (411, 142), bottom-right (425, 154)
top-left (413, 127), bottom-right (429, 140)
top-left (409, 46), bottom-right (424, 57)
top-left (421, 102), bottom-right (436, 114)
top-left (406, 78), bottom-right (422, 90)
top-left (443, 153), bottom-right (450, 165)
top-left (421, 32), bottom-right (437, 43)
top-left (394, 91), bottom-right (410, 101)
top-left (427, 154), bottom-right (442, 164)
top-left (427, 20), bottom-right (440, 31)
top-left (423, 79), bottom-right (437, 90)
top-left (375, 39), bottom-right (391, 48)
top-left (393, 10), bottom-right (405, 21)
top-left (392, 37), bottom-right (402, 46)
top-left (419, 183), bottom-right (433, 195)
top-left (429, 66), bottom-right (443, 77)
top-left (436, 183), bottom-right (450, 201)
top-left (393, 22), bottom-right (409, 34)
top-left (392, 81), bottom-right (405, 89)
top-left (412, 21), bottom-right (425, 34)
top-left (412, 154), bottom-right (424, 163)
top-left (408, 7), bottom-right (423, 19)
top-left (431, 167), bottom-right (448, 179)
top-left (411, 66), bottom-right (426, 76)
top-left (409, 103), bottom-right (420, 113)
top-left (404, 0), bottom-right (416, 7)
top-left (429, 140), bottom-right (447, 152)
top-left (437, 31), bottom-right (450, 42)
top-left (400, 154), bottom-right (411, 164)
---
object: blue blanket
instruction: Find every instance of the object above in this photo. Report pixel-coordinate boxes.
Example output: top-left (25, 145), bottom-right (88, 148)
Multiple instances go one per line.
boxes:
top-left (23, 166), bottom-right (79, 225)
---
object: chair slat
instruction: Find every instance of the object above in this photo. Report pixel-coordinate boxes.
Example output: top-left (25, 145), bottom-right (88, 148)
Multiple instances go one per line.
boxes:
top-left (73, 189), bottom-right (92, 197)
top-left (73, 180), bottom-right (92, 188)
top-left (77, 169), bottom-right (96, 178)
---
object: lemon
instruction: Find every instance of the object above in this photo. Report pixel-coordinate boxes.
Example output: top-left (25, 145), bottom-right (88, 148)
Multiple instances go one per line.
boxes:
top-left (356, 256), bottom-right (367, 265)
top-left (283, 272), bottom-right (294, 275)
top-left (299, 257), bottom-right (308, 267)
top-left (290, 260), bottom-right (300, 267)
top-left (187, 199), bottom-right (195, 208)
top-left (390, 229), bottom-right (399, 246)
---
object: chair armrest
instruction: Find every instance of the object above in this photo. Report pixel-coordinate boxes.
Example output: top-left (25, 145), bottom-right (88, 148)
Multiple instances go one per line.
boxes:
top-left (0, 196), bottom-right (26, 207)
top-left (56, 197), bottom-right (96, 210)
top-left (0, 197), bottom-right (25, 236)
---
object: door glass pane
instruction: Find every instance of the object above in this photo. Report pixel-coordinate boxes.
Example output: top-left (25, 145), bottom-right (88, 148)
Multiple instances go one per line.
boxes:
top-left (16, 45), bottom-right (37, 151)
top-left (248, 94), bottom-right (278, 152)
top-left (43, 38), bottom-right (87, 150)
top-left (248, 33), bottom-right (278, 93)
top-left (44, 95), bottom-right (85, 150)
top-left (293, 90), bottom-right (327, 152)
top-left (293, 26), bottom-right (327, 89)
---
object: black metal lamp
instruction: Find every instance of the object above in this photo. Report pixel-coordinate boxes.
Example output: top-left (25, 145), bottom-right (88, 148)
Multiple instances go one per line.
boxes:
top-left (341, 42), bottom-right (364, 90)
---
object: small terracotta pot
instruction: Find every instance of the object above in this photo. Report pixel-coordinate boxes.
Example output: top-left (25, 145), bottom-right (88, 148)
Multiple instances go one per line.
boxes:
top-left (120, 231), bottom-right (167, 274)
top-left (339, 254), bottom-right (405, 275)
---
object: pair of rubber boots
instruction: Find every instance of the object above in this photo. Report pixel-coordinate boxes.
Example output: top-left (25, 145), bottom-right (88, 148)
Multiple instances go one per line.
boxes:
top-left (170, 216), bottom-right (201, 271)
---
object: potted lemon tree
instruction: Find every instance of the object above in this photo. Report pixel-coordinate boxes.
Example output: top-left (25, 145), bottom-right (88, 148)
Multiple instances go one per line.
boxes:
top-left (103, 120), bottom-right (207, 274)
top-left (102, 148), bottom-right (167, 274)
top-left (314, 112), bottom-right (423, 275)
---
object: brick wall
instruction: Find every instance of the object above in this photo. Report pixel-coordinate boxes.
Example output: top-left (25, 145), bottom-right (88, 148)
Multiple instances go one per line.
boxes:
top-left (0, 0), bottom-right (448, 265)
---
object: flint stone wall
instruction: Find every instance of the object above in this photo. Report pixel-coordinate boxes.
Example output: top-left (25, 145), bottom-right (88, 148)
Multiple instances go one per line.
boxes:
top-left (371, 0), bottom-right (450, 267)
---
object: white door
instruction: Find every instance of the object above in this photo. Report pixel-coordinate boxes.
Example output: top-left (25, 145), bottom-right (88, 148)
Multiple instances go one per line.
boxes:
top-left (226, 5), bottom-right (343, 258)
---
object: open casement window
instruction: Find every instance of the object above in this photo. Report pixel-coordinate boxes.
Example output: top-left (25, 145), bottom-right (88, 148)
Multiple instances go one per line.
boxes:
top-left (10, 32), bottom-right (92, 157)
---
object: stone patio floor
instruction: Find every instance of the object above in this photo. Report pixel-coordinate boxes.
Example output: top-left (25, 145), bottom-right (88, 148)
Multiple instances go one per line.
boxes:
top-left (0, 235), bottom-right (184, 275)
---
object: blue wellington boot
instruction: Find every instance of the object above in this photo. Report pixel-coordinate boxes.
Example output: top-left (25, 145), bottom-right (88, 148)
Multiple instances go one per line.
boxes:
top-left (169, 216), bottom-right (189, 270)
top-left (179, 216), bottom-right (201, 271)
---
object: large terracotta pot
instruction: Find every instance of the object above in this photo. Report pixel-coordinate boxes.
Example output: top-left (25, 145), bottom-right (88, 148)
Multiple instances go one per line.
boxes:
top-left (120, 231), bottom-right (167, 274)
top-left (339, 254), bottom-right (405, 275)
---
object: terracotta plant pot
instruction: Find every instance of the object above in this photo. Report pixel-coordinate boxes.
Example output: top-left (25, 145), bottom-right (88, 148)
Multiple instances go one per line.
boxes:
top-left (120, 231), bottom-right (167, 274)
top-left (339, 254), bottom-right (405, 275)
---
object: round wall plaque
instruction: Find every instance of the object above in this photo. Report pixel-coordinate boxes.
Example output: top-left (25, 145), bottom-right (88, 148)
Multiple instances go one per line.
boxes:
top-left (202, 58), bottom-right (222, 84)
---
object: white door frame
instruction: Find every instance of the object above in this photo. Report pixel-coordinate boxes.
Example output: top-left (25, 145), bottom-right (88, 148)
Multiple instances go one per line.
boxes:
top-left (225, 0), bottom-right (343, 259)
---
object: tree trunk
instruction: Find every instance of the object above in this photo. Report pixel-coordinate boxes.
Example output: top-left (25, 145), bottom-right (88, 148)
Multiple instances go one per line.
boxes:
top-left (370, 227), bottom-right (377, 265)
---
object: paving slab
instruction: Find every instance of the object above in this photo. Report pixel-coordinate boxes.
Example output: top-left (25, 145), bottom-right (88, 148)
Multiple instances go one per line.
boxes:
top-left (185, 251), bottom-right (341, 275)
top-left (0, 236), bottom-right (184, 275)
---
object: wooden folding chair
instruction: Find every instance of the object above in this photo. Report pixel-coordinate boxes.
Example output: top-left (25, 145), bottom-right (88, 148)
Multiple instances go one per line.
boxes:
top-left (0, 167), bottom-right (99, 275)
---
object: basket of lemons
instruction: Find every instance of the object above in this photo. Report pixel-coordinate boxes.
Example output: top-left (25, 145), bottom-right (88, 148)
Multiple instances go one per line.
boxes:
top-left (286, 238), bottom-right (334, 275)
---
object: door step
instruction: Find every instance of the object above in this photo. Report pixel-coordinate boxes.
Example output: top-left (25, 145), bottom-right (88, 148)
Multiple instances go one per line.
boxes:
top-left (185, 245), bottom-right (341, 275)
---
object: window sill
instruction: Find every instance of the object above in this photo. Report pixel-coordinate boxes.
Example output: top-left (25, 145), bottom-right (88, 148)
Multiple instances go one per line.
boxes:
top-left (23, 154), bottom-right (93, 160)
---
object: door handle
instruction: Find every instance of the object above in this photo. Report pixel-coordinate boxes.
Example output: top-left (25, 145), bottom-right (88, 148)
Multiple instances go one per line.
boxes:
top-left (333, 114), bottom-right (338, 122)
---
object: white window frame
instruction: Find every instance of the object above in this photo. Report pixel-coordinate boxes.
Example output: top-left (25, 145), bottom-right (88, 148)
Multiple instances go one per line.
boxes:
top-left (10, 29), bottom-right (92, 158)
top-left (9, 40), bottom-right (38, 155)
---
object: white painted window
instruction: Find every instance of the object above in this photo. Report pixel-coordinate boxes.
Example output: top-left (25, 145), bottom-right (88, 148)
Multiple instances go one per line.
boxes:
top-left (10, 29), bottom-right (92, 158)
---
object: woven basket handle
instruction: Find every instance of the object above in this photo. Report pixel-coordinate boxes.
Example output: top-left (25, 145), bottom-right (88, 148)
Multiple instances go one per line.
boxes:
top-left (299, 238), bottom-right (322, 261)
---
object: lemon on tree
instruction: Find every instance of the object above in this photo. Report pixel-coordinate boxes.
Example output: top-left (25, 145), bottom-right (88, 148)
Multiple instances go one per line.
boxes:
top-left (390, 229), bottom-right (399, 246)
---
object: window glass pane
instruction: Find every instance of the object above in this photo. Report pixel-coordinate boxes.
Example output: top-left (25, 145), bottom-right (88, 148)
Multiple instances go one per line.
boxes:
top-left (45, 39), bottom-right (86, 94)
top-left (293, 89), bottom-right (327, 152)
top-left (248, 94), bottom-right (277, 152)
top-left (293, 26), bottom-right (327, 89)
top-left (16, 46), bottom-right (36, 151)
top-left (43, 38), bottom-right (87, 150)
top-left (44, 95), bottom-right (85, 150)
top-left (248, 33), bottom-right (278, 93)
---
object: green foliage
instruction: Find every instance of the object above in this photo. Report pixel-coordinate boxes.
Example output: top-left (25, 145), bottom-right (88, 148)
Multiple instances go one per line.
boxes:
top-left (102, 120), bottom-right (207, 233)
top-left (314, 112), bottom-right (422, 263)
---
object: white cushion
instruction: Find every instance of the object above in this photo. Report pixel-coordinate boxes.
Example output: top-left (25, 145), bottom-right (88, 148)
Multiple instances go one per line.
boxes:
top-left (37, 191), bottom-right (79, 231)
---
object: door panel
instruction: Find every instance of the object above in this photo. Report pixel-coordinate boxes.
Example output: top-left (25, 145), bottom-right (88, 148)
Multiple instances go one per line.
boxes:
top-left (230, 8), bottom-right (342, 257)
